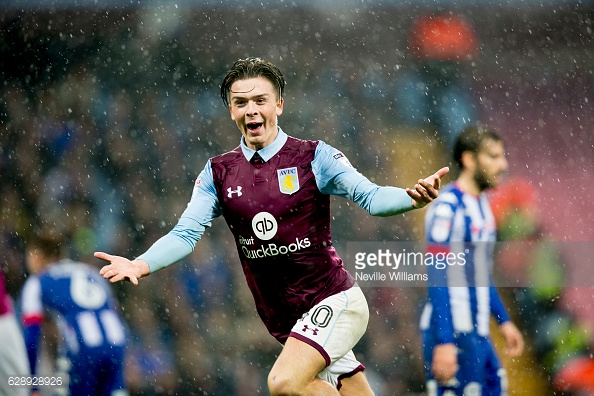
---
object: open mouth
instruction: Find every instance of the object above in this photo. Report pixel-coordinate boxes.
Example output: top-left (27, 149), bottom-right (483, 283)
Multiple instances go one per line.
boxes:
top-left (247, 122), bottom-right (263, 131)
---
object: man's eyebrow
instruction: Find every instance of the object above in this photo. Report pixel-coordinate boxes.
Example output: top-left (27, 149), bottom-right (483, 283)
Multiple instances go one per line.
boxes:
top-left (230, 92), bottom-right (271, 100)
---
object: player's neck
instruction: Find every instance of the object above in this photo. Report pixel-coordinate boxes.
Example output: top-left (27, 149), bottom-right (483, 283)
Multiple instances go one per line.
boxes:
top-left (456, 171), bottom-right (481, 197)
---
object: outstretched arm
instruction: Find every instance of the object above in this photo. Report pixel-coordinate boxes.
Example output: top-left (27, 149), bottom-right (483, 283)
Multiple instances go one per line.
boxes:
top-left (406, 167), bottom-right (450, 209)
top-left (95, 252), bottom-right (150, 285)
top-left (313, 141), bottom-right (449, 215)
top-left (95, 160), bottom-right (221, 284)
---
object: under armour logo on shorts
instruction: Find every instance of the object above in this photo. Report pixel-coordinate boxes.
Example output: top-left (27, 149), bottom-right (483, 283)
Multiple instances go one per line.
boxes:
top-left (302, 325), bottom-right (319, 335)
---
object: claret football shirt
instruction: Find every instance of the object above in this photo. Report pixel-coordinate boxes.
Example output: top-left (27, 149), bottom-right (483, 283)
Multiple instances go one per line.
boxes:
top-left (138, 128), bottom-right (414, 341)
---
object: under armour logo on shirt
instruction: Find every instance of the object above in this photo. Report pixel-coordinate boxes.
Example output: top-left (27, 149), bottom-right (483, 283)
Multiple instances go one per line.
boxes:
top-left (227, 186), bottom-right (243, 198)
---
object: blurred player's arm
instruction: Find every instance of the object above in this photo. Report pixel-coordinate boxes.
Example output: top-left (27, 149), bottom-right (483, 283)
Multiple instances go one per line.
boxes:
top-left (427, 283), bottom-right (458, 384)
top-left (499, 321), bottom-right (524, 357)
top-left (20, 276), bottom-right (44, 374)
top-left (425, 203), bottom-right (459, 383)
top-left (490, 285), bottom-right (524, 356)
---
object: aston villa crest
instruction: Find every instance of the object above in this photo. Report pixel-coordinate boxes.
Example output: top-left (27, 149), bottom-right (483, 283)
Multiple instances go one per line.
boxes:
top-left (277, 167), bottom-right (300, 194)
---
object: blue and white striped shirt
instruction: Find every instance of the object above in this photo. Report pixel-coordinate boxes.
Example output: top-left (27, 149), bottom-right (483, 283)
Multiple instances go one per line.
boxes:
top-left (419, 183), bottom-right (509, 343)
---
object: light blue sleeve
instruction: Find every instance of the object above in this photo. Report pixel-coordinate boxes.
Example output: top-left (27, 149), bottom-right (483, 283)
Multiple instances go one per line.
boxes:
top-left (137, 160), bottom-right (222, 273)
top-left (312, 141), bottom-right (414, 216)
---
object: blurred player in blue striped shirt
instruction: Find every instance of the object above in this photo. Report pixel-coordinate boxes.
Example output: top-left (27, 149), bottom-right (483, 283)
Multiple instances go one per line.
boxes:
top-left (20, 231), bottom-right (128, 396)
top-left (420, 125), bottom-right (524, 396)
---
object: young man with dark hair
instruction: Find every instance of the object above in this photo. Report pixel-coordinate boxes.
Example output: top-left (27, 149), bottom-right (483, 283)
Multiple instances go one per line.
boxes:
top-left (96, 57), bottom-right (448, 395)
top-left (420, 124), bottom-right (524, 395)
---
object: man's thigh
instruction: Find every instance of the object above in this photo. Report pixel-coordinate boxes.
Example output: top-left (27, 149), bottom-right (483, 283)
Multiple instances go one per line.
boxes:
top-left (289, 286), bottom-right (369, 366)
top-left (269, 287), bottom-right (370, 389)
top-left (268, 336), bottom-right (330, 392)
top-left (338, 371), bottom-right (374, 396)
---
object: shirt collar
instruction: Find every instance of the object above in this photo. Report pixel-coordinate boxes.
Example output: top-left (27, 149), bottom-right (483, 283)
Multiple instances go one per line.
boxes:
top-left (240, 127), bottom-right (288, 162)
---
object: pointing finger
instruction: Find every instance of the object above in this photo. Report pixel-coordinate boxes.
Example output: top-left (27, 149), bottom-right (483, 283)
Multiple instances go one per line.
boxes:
top-left (435, 167), bottom-right (449, 178)
top-left (94, 251), bottom-right (113, 262)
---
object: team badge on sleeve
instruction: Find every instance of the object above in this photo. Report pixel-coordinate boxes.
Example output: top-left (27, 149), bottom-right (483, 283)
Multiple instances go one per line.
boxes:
top-left (191, 178), bottom-right (202, 199)
top-left (277, 167), bottom-right (300, 194)
top-left (332, 151), bottom-right (354, 168)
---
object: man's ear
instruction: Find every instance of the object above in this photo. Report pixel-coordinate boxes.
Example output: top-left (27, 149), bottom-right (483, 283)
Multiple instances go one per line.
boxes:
top-left (276, 97), bottom-right (284, 116)
top-left (460, 151), bottom-right (476, 172)
top-left (229, 106), bottom-right (235, 121)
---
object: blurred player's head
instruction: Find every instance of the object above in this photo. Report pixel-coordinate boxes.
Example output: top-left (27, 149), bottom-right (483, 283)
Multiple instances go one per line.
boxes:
top-left (26, 230), bottom-right (64, 274)
top-left (454, 124), bottom-right (508, 191)
top-left (221, 58), bottom-right (286, 150)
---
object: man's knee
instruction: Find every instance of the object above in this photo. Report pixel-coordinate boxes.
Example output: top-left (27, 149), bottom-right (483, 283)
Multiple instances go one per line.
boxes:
top-left (267, 370), bottom-right (301, 396)
top-left (268, 370), bottom-right (337, 396)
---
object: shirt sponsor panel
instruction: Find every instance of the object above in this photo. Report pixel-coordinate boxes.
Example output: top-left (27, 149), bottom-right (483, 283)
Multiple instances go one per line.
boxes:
top-left (241, 211), bottom-right (310, 259)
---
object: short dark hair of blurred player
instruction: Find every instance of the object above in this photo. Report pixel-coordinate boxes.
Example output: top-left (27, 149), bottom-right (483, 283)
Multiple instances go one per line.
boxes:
top-left (420, 124), bottom-right (524, 395)
top-left (20, 230), bottom-right (129, 396)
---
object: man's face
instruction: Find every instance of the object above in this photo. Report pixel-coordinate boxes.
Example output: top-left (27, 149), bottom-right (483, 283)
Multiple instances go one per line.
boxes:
top-left (474, 139), bottom-right (508, 191)
top-left (228, 76), bottom-right (284, 150)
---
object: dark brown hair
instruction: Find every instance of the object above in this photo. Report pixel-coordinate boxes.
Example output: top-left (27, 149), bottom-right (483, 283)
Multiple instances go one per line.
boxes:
top-left (220, 57), bottom-right (285, 107)
top-left (453, 124), bottom-right (503, 169)
top-left (27, 230), bottom-right (64, 260)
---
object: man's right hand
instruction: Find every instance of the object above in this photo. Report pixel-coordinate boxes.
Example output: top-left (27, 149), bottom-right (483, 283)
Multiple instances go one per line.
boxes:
top-left (431, 343), bottom-right (459, 383)
top-left (94, 252), bottom-right (150, 285)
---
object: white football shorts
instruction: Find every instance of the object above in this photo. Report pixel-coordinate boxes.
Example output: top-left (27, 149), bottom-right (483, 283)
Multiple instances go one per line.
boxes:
top-left (289, 286), bottom-right (369, 389)
top-left (0, 312), bottom-right (30, 396)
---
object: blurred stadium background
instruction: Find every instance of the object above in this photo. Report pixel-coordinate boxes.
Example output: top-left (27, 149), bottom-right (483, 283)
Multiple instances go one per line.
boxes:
top-left (1, 0), bottom-right (593, 394)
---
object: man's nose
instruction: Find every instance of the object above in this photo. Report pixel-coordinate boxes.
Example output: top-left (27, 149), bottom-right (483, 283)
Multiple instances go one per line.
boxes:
top-left (501, 156), bottom-right (509, 172)
top-left (246, 101), bottom-right (258, 115)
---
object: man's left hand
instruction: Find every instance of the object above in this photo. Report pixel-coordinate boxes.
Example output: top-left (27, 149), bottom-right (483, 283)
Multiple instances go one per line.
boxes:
top-left (500, 321), bottom-right (524, 357)
top-left (407, 167), bottom-right (450, 208)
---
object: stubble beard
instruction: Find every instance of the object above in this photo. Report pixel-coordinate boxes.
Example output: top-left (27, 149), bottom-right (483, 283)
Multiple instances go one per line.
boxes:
top-left (474, 170), bottom-right (496, 192)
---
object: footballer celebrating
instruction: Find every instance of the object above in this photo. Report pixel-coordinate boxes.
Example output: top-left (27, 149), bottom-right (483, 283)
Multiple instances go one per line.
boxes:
top-left (96, 57), bottom-right (448, 396)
